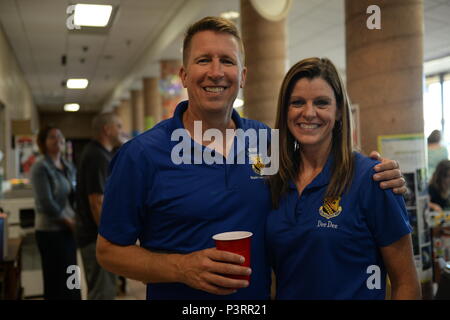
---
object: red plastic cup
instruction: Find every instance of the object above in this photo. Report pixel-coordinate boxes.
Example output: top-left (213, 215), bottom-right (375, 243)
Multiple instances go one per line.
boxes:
top-left (212, 231), bottom-right (252, 282)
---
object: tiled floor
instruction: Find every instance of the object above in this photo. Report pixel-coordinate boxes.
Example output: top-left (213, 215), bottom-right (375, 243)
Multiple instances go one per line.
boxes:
top-left (78, 251), bottom-right (147, 300)
top-left (115, 279), bottom-right (147, 300)
top-left (22, 241), bottom-right (147, 300)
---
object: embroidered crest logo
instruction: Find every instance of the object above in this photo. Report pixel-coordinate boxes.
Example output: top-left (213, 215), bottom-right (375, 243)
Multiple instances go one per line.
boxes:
top-left (319, 197), bottom-right (342, 219)
top-left (250, 155), bottom-right (265, 175)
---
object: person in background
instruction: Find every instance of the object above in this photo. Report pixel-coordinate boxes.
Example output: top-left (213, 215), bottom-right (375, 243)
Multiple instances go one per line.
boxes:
top-left (267, 57), bottom-right (421, 299)
top-left (427, 130), bottom-right (448, 182)
top-left (30, 126), bottom-right (80, 300)
top-left (428, 160), bottom-right (450, 213)
top-left (75, 112), bottom-right (123, 300)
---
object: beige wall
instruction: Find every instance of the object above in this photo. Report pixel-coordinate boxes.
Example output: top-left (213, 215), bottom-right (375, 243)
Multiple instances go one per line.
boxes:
top-left (0, 25), bottom-right (37, 179)
top-left (39, 112), bottom-right (98, 139)
top-left (0, 25), bottom-right (36, 126)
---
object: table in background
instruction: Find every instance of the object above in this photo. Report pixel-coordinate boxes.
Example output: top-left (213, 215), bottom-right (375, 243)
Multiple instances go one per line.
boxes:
top-left (0, 237), bottom-right (23, 299)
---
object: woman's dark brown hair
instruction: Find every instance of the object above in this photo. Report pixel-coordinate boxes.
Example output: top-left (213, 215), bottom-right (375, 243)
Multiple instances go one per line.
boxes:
top-left (269, 57), bottom-right (354, 209)
top-left (36, 125), bottom-right (59, 155)
top-left (430, 160), bottom-right (450, 198)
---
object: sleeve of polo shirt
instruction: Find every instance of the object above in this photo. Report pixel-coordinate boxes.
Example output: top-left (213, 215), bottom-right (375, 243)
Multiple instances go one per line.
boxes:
top-left (98, 140), bottom-right (154, 245)
top-left (360, 166), bottom-right (413, 248)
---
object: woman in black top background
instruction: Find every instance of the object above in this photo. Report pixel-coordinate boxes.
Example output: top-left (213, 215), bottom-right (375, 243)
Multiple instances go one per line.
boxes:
top-left (429, 160), bottom-right (450, 212)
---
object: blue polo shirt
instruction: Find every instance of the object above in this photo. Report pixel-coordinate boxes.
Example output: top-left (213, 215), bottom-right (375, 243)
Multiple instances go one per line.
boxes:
top-left (99, 100), bottom-right (272, 300)
top-left (266, 152), bottom-right (412, 300)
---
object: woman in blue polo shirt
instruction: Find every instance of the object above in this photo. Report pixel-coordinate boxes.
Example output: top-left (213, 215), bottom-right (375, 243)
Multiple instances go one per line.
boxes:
top-left (266, 57), bottom-right (421, 299)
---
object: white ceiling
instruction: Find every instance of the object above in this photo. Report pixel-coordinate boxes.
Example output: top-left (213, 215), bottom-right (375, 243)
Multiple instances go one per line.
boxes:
top-left (287, 0), bottom-right (346, 73)
top-left (0, 0), bottom-right (449, 113)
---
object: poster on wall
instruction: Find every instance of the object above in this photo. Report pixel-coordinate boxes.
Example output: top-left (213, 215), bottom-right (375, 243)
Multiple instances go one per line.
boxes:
top-left (378, 134), bottom-right (433, 283)
top-left (15, 135), bottom-right (38, 179)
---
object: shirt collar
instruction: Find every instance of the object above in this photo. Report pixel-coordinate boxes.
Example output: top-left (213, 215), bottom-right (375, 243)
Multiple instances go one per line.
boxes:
top-left (288, 153), bottom-right (334, 190)
top-left (171, 100), bottom-right (244, 131)
top-left (170, 100), bottom-right (247, 160)
top-left (43, 154), bottom-right (72, 173)
top-left (171, 100), bottom-right (188, 131)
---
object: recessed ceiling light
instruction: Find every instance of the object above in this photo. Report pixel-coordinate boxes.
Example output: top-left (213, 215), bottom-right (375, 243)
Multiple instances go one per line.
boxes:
top-left (66, 78), bottom-right (89, 89)
top-left (74, 4), bottom-right (113, 27)
top-left (64, 103), bottom-right (80, 112)
top-left (220, 11), bottom-right (240, 20)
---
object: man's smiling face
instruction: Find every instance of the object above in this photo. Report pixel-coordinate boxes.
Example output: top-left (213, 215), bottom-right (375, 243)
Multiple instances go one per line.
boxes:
top-left (179, 30), bottom-right (246, 116)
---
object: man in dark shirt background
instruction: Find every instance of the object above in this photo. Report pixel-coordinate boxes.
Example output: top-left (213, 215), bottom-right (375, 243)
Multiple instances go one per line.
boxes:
top-left (75, 112), bottom-right (124, 300)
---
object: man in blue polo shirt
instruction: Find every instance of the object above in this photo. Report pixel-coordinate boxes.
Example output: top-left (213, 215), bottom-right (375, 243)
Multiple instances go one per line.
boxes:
top-left (96, 16), bottom-right (406, 300)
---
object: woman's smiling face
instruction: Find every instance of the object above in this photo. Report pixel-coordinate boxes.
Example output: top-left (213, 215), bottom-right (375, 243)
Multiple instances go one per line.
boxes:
top-left (287, 77), bottom-right (340, 153)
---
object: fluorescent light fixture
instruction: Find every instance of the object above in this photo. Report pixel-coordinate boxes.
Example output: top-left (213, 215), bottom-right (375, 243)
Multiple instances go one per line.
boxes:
top-left (74, 4), bottom-right (113, 27)
top-left (220, 11), bottom-right (240, 20)
top-left (64, 103), bottom-right (80, 112)
top-left (233, 98), bottom-right (244, 108)
top-left (66, 78), bottom-right (89, 89)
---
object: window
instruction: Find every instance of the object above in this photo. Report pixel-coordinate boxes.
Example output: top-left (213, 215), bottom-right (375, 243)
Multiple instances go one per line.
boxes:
top-left (424, 73), bottom-right (450, 153)
top-left (444, 75), bottom-right (450, 145)
top-left (424, 76), bottom-right (442, 138)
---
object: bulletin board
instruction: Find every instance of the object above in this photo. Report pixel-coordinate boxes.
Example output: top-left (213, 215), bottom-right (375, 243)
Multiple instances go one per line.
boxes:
top-left (378, 133), bottom-right (432, 283)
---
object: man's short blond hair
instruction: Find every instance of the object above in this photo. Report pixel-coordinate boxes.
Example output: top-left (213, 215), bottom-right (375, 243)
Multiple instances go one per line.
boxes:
top-left (182, 16), bottom-right (245, 66)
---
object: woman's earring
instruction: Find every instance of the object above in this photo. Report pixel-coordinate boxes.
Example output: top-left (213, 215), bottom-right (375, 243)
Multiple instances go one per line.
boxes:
top-left (294, 140), bottom-right (299, 151)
